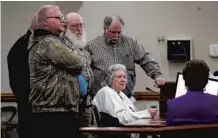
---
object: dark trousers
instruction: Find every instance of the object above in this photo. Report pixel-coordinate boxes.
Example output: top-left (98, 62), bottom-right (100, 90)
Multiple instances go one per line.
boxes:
top-left (31, 111), bottom-right (80, 138)
top-left (79, 95), bottom-right (93, 138)
top-left (17, 104), bottom-right (32, 138)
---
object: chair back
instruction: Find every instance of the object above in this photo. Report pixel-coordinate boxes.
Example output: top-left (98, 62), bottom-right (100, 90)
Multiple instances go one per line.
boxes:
top-left (90, 105), bottom-right (129, 138)
top-left (214, 71), bottom-right (218, 76)
top-left (91, 105), bottom-right (100, 126)
top-left (99, 112), bottom-right (120, 127)
top-left (1, 106), bottom-right (18, 138)
top-left (1, 106), bottom-right (17, 123)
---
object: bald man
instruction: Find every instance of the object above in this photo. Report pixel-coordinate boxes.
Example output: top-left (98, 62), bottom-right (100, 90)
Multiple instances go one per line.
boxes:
top-left (86, 16), bottom-right (165, 102)
top-left (7, 13), bottom-right (38, 138)
top-left (28, 5), bottom-right (85, 138)
top-left (62, 12), bottom-right (94, 138)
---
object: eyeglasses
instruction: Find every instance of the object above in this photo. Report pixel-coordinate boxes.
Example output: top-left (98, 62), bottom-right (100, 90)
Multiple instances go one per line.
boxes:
top-left (70, 23), bottom-right (85, 29)
top-left (45, 15), bottom-right (65, 22)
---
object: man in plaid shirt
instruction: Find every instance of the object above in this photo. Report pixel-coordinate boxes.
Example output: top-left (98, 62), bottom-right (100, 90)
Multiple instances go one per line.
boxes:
top-left (85, 15), bottom-right (165, 101)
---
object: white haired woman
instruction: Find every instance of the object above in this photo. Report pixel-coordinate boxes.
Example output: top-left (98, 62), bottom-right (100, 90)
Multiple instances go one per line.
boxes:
top-left (92, 64), bottom-right (158, 125)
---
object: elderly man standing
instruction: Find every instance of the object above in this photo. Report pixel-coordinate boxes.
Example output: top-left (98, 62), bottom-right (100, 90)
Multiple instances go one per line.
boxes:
top-left (61, 12), bottom-right (94, 138)
top-left (7, 13), bottom-right (37, 138)
top-left (28, 5), bottom-right (84, 138)
top-left (86, 15), bottom-right (165, 102)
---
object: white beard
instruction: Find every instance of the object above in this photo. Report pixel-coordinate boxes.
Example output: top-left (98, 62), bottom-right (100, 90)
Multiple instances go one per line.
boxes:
top-left (65, 28), bottom-right (87, 49)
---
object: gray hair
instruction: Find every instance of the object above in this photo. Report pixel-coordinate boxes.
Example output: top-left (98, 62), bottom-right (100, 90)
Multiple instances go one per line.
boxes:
top-left (37, 5), bottom-right (59, 27)
top-left (103, 15), bottom-right (124, 30)
top-left (106, 64), bottom-right (127, 87)
top-left (29, 12), bottom-right (38, 31)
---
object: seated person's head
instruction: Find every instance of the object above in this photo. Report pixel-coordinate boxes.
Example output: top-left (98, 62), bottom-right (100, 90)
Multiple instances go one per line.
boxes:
top-left (183, 60), bottom-right (210, 91)
top-left (106, 64), bottom-right (127, 93)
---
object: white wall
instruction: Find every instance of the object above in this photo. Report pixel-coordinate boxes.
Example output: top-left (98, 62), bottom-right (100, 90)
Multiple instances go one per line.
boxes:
top-left (78, 1), bottom-right (218, 92)
top-left (1, 1), bottom-right (218, 93)
top-left (1, 1), bottom-right (56, 93)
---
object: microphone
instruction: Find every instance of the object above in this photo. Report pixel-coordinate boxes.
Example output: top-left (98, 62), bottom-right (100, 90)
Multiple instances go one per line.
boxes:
top-left (145, 87), bottom-right (170, 100)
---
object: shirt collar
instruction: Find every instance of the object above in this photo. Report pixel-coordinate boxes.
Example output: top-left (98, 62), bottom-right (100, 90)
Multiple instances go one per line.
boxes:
top-left (186, 90), bottom-right (204, 95)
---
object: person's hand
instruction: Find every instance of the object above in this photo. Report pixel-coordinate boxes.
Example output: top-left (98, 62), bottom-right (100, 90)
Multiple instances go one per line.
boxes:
top-left (148, 108), bottom-right (158, 118)
top-left (154, 78), bottom-right (165, 87)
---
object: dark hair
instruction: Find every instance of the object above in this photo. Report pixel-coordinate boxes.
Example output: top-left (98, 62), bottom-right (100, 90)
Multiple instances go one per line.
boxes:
top-left (103, 16), bottom-right (124, 30)
top-left (182, 60), bottom-right (210, 91)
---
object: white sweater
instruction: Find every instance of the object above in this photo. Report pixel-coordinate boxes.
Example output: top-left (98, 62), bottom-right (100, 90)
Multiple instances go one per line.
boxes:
top-left (92, 86), bottom-right (151, 125)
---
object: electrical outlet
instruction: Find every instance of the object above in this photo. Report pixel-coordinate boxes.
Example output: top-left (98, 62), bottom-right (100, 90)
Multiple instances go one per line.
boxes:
top-left (209, 44), bottom-right (218, 57)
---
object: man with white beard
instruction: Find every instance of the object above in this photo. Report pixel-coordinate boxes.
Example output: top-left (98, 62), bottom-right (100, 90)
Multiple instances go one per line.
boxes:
top-left (64, 12), bottom-right (87, 49)
top-left (61, 12), bottom-right (94, 138)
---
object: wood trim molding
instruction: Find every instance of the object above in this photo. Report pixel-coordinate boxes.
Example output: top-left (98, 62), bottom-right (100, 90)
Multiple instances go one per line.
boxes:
top-left (1, 93), bottom-right (16, 102)
top-left (134, 91), bottom-right (160, 100)
top-left (1, 91), bottom-right (160, 102)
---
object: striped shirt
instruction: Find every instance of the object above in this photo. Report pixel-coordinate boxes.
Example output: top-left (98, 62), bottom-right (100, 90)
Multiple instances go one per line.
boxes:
top-left (85, 34), bottom-right (163, 97)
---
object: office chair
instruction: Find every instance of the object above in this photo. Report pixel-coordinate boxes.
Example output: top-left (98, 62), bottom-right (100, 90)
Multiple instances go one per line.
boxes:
top-left (214, 71), bottom-right (218, 76)
top-left (1, 106), bottom-right (18, 138)
top-left (98, 112), bottom-right (120, 127)
top-left (91, 105), bottom-right (130, 138)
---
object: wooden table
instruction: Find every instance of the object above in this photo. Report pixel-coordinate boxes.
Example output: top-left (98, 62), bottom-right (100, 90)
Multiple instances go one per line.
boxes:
top-left (80, 123), bottom-right (218, 132)
top-left (80, 123), bottom-right (218, 138)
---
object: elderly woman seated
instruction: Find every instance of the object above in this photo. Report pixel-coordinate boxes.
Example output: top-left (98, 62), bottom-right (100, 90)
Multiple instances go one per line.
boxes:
top-left (92, 64), bottom-right (158, 125)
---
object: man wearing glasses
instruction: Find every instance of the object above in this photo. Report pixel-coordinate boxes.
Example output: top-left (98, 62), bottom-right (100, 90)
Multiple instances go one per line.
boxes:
top-left (61, 12), bottom-right (94, 138)
top-left (28, 5), bottom-right (84, 138)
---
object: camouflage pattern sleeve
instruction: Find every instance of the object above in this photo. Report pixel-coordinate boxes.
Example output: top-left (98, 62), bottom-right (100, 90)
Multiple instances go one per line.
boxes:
top-left (39, 37), bottom-right (84, 70)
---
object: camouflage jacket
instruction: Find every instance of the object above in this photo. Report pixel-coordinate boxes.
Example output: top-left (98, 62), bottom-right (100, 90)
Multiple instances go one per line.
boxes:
top-left (28, 29), bottom-right (89, 113)
top-left (60, 34), bottom-right (94, 98)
